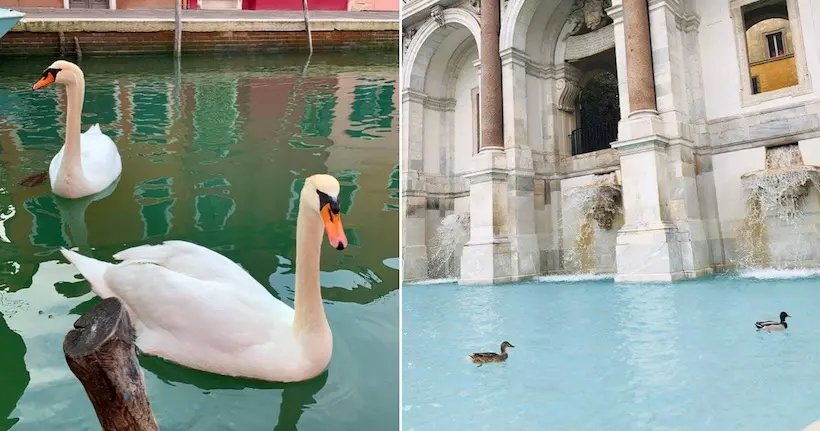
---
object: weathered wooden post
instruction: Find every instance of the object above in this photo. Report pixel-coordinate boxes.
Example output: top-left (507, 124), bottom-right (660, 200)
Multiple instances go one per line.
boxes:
top-left (302, 0), bottom-right (313, 54)
top-left (174, 0), bottom-right (182, 56)
top-left (63, 297), bottom-right (159, 431)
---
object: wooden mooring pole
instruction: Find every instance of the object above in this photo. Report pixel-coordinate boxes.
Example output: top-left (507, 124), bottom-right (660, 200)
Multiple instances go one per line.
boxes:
top-left (302, 0), bottom-right (313, 54)
top-left (174, 0), bottom-right (182, 56)
top-left (63, 297), bottom-right (159, 431)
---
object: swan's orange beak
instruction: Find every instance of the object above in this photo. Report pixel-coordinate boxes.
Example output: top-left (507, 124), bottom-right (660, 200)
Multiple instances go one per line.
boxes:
top-left (321, 204), bottom-right (347, 251)
top-left (32, 73), bottom-right (55, 91)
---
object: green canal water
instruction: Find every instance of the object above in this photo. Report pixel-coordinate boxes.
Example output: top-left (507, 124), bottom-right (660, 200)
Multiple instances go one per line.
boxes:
top-left (0, 52), bottom-right (399, 430)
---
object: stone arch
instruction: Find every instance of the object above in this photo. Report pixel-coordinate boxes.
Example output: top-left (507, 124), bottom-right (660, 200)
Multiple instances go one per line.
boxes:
top-left (402, 8), bottom-right (481, 92)
top-left (401, 6), bottom-right (483, 179)
top-left (443, 37), bottom-right (480, 100)
top-left (401, 8), bottom-right (482, 283)
top-left (500, 0), bottom-right (576, 61)
top-left (742, 2), bottom-right (789, 30)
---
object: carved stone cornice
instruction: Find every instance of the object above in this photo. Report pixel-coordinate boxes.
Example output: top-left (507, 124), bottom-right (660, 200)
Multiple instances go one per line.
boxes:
top-left (499, 47), bottom-right (529, 68)
top-left (611, 135), bottom-right (671, 156)
top-left (424, 97), bottom-right (457, 111)
top-left (402, 26), bottom-right (418, 58)
top-left (431, 5), bottom-right (445, 27)
top-left (604, 2), bottom-right (623, 23)
top-left (554, 63), bottom-right (583, 112)
top-left (554, 63), bottom-right (583, 83)
top-left (675, 12), bottom-right (701, 32)
top-left (463, 168), bottom-right (509, 184)
top-left (401, 88), bottom-right (427, 104)
top-left (555, 80), bottom-right (581, 112)
top-left (461, 0), bottom-right (480, 16)
top-left (525, 61), bottom-right (554, 79)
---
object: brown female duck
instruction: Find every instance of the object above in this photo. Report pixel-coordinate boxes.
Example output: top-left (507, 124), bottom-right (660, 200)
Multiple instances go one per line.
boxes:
top-left (468, 341), bottom-right (514, 366)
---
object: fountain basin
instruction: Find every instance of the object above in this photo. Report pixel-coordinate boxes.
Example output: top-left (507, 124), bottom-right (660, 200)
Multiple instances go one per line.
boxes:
top-left (0, 9), bottom-right (23, 40)
top-left (404, 276), bottom-right (820, 430)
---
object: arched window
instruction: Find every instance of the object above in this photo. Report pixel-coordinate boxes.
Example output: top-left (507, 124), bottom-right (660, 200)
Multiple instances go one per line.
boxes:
top-left (570, 70), bottom-right (620, 156)
top-left (732, 0), bottom-right (809, 105)
top-left (742, 1), bottom-right (797, 95)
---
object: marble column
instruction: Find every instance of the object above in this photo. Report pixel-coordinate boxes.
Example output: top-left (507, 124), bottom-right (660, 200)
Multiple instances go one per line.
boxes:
top-left (479, 0), bottom-right (503, 150)
top-left (623, 0), bottom-right (656, 113)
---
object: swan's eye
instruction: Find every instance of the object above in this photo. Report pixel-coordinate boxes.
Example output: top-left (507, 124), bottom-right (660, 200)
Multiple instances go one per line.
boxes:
top-left (42, 68), bottom-right (61, 79)
top-left (316, 190), bottom-right (340, 214)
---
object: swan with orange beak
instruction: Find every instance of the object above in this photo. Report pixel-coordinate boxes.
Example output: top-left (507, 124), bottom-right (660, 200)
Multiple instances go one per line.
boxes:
top-left (22, 60), bottom-right (122, 198)
top-left (59, 174), bottom-right (349, 383)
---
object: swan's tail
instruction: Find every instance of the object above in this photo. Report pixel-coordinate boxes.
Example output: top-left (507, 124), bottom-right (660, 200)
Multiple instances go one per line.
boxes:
top-left (84, 124), bottom-right (103, 135)
top-left (60, 248), bottom-right (116, 299)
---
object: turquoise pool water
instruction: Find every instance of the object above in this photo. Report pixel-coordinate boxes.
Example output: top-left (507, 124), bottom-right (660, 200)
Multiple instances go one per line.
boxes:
top-left (403, 275), bottom-right (820, 430)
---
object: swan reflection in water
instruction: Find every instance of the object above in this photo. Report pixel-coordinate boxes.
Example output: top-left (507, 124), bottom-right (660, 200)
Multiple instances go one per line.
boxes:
top-left (55, 177), bottom-right (121, 256)
top-left (140, 354), bottom-right (329, 431)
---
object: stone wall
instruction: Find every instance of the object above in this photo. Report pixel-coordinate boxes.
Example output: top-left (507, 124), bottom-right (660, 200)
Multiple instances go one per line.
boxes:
top-left (0, 30), bottom-right (399, 56)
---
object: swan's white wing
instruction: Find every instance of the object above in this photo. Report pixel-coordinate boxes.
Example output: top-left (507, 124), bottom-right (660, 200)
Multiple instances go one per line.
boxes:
top-left (113, 240), bottom-right (265, 289)
top-left (80, 124), bottom-right (122, 189)
top-left (104, 260), bottom-right (295, 353)
top-left (48, 146), bottom-right (65, 180)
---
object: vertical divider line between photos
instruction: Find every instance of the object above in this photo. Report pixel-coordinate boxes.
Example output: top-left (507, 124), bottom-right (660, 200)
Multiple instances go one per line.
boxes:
top-left (397, 3), bottom-right (405, 428)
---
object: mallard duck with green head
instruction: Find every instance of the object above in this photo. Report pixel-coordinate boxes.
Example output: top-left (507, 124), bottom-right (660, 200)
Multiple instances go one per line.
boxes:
top-left (468, 341), bottom-right (514, 366)
top-left (755, 311), bottom-right (791, 332)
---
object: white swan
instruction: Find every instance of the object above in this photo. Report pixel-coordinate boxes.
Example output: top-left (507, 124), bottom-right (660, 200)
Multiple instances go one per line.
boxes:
top-left (32, 60), bottom-right (122, 199)
top-left (60, 174), bottom-right (348, 383)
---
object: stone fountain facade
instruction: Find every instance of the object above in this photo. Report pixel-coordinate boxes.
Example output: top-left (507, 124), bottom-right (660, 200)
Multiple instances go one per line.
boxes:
top-left (402, 0), bottom-right (820, 284)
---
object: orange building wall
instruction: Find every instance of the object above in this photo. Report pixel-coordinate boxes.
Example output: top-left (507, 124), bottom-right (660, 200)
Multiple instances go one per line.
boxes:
top-left (750, 56), bottom-right (798, 93)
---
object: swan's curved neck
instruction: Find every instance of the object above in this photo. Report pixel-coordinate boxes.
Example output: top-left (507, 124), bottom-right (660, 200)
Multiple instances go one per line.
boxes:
top-left (59, 73), bottom-right (86, 181)
top-left (292, 205), bottom-right (328, 333)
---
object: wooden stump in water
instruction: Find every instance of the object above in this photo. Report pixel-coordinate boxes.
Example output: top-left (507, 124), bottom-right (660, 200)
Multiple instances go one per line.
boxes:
top-left (63, 297), bottom-right (159, 431)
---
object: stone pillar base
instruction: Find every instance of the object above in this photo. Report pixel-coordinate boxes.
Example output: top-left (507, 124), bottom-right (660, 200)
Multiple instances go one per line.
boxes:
top-left (460, 239), bottom-right (514, 285)
top-left (402, 244), bottom-right (429, 283)
top-left (401, 193), bottom-right (428, 283)
top-left (459, 149), bottom-right (513, 285)
top-left (614, 223), bottom-right (714, 283)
